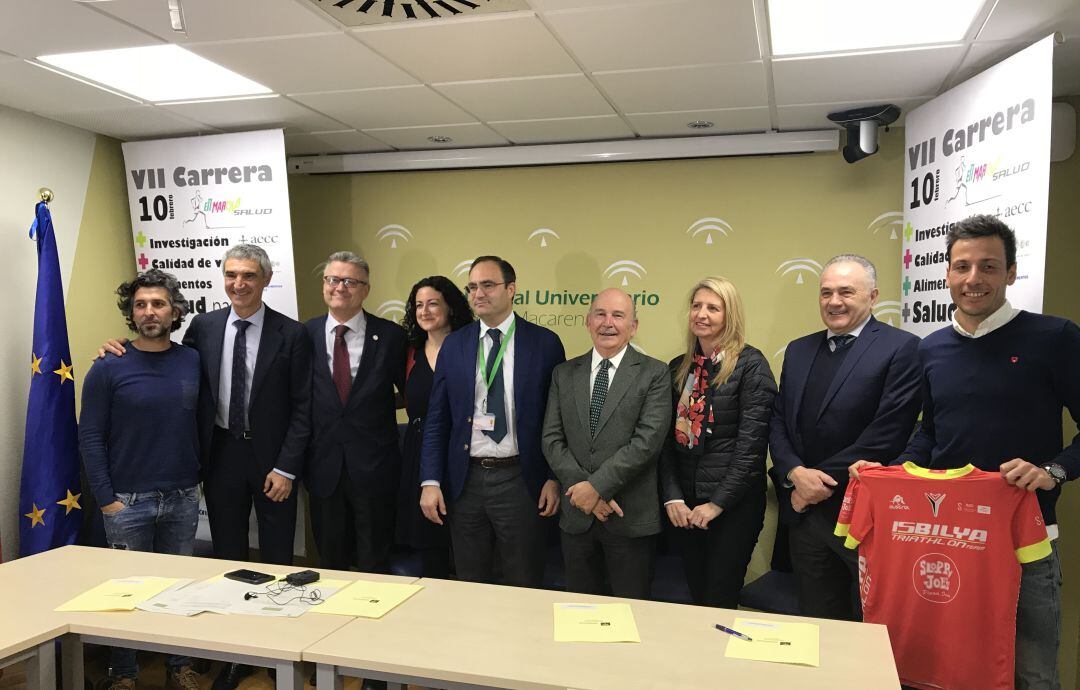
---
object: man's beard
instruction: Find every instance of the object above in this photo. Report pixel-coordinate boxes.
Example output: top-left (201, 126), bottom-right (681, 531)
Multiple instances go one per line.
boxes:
top-left (137, 321), bottom-right (170, 339)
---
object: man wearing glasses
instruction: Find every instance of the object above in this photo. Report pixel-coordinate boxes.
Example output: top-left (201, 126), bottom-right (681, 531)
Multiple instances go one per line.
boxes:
top-left (420, 256), bottom-right (565, 587)
top-left (304, 251), bottom-right (407, 588)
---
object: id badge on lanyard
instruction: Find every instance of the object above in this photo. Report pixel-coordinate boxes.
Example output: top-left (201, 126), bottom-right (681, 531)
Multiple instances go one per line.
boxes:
top-left (473, 320), bottom-right (515, 431)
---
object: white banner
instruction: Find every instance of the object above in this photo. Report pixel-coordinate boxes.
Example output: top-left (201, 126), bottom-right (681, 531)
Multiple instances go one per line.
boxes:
top-left (901, 36), bottom-right (1054, 337)
top-left (121, 129), bottom-right (298, 336)
top-left (121, 129), bottom-right (304, 557)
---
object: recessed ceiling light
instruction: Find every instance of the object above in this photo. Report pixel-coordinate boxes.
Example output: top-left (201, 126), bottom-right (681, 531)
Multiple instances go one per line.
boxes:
top-left (767, 0), bottom-right (983, 56)
top-left (37, 45), bottom-right (272, 103)
top-left (427, 135), bottom-right (453, 144)
top-left (687, 120), bottom-right (714, 129)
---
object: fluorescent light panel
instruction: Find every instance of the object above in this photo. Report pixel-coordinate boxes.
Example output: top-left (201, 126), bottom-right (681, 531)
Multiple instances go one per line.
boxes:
top-left (767, 0), bottom-right (984, 56)
top-left (37, 45), bottom-right (271, 102)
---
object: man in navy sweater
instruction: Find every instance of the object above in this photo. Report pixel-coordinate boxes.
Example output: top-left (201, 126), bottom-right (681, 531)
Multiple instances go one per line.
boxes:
top-left (80, 270), bottom-right (201, 690)
top-left (853, 214), bottom-right (1079, 689)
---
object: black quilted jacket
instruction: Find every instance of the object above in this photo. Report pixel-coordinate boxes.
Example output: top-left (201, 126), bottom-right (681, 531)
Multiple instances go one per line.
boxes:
top-left (659, 345), bottom-right (777, 510)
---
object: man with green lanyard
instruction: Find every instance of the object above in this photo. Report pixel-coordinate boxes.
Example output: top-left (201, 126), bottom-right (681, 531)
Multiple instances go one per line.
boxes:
top-left (420, 256), bottom-right (566, 586)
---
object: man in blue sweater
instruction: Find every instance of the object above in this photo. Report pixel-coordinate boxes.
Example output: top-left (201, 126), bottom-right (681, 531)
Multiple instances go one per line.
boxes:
top-left (79, 269), bottom-right (201, 690)
top-left (853, 214), bottom-right (1079, 689)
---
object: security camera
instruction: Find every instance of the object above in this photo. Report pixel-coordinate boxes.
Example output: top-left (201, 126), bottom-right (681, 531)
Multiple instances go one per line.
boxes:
top-left (827, 105), bottom-right (901, 163)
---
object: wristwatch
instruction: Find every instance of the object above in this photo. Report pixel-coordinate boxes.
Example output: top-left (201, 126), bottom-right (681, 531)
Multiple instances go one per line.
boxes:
top-left (1043, 463), bottom-right (1067, 487)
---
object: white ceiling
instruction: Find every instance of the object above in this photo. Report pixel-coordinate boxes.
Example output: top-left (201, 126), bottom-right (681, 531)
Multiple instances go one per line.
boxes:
top-left (0, 0), bottom-right (1077, 156)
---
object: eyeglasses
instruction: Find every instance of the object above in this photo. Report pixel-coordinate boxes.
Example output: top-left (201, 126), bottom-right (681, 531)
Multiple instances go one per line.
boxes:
top-left (465, 280), bottom-right (506, 294)
top-left (323, 276), bottom-right (368, 288)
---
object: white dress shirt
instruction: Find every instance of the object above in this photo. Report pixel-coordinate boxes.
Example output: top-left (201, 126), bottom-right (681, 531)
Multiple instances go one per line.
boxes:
top-left (951, 300), bottom-right (1019, 338)
top-left (470, 312), bottom-right (518, 458)
top-left (590, 344), bottom-right (629, 392)
top-left (325, 310), bottom-right (367, 380)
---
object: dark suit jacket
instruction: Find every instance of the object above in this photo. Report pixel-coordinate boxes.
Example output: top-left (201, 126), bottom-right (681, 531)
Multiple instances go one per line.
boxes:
top-left (769, 316), bottom-right (922, 488)
top-left (542, 346), bottom-right (671, 538)
top-left (420, 314), bottom-right (566, 502)
top-left (183, 305), bottom-right (312, 478)
top-left (303, 311), bottom-right (407, 499)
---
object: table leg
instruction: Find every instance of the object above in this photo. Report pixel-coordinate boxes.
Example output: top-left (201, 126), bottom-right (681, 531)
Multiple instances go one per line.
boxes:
top-left (315, 663), bottom-right (342, 690)
top-left (61, 635), bottom-right (83, 690)
top-left (26, 639), bottom-right (56, 690)
top-left (274, 661), bottom-right (303, 690)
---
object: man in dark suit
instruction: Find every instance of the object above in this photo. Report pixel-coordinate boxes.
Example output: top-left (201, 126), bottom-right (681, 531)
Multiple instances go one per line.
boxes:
top-left (179, 244), bottom-right (311, 573)
top-left (419, 256), bottom-right (565, 587)
top-left (769, 254), bottom-right (921, 621)
top-left (304, 251), bottom-right (406, 575)
top-left (542, 288), bottom-right (670, 599)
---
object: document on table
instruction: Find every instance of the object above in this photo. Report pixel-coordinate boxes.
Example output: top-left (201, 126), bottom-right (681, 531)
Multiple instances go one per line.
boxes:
top-left (167, 573), bottom-right (350, 617)
top-left (553, 603), bottom-right (640, 643)
top-left (311, 580), bottom-right (423, 618)
top-left (722, 618), bottom-right (820, 667)
top-left (55, 576), bottom-right (180, 612)
top-left (136, 579), bottom-right (203, 616)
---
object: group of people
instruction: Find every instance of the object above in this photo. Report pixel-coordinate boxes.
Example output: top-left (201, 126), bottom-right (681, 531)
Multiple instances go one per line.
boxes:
top-left (80, 213), bottom-right (1078, 690)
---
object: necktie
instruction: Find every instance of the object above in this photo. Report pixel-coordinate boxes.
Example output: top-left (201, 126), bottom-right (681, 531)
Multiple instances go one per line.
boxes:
top-left (590, 359), bottom-right (611, 436)
top-left (332, 324), bottom-right (352, 404)
top-left (484, 328), bottom-right (507, 443)
top-left (829, 334), bottom-right (855, 352)
top-left (229, 320), bottom-right (251, 438)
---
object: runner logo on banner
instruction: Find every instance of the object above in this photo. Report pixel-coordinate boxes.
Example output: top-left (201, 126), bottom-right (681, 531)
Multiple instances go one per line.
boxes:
top-left (901, 36), bottom-right (1053, 338)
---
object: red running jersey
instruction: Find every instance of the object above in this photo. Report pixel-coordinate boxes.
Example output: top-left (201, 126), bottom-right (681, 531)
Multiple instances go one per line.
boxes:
top-left (835, 463), bottom-right (1051, 690)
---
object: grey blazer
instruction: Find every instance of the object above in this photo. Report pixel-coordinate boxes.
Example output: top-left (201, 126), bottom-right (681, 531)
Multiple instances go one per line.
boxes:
top-left (542, 345), bottom-right (671, 538)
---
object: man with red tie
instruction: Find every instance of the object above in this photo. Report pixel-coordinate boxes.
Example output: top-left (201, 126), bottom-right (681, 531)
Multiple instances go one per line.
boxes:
top-left (303, 251), bottom-right (407, 584)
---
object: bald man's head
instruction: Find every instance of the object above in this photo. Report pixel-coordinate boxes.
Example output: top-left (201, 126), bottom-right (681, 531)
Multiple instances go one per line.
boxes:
top-left (588, 288), bottom-right (638, 357)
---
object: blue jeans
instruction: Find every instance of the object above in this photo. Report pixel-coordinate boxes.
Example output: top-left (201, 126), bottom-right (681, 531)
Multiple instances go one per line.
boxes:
top-left (102, 487), bottom-right (199, 679)
top-left (1016, 540), bottom-right (1062, 690)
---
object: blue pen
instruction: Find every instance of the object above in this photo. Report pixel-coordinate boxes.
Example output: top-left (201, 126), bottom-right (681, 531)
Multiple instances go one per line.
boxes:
top-left (715, 624), bottom-right (753, 642)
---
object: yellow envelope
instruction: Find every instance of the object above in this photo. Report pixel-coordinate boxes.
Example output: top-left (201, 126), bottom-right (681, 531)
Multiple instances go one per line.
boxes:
top-left (311, 580), bottom-right (423, 618)
top-left (56, 576), bottom-right (180, 612)
top-left (722, 617), bottom-right (819, 667)
top-left (553, 603), bottom-right (640, 643)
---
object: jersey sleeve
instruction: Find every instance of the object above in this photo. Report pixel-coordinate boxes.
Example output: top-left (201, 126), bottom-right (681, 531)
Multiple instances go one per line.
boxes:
top-left (1013, 490), bottom-right (1052, 564)
top-left (834, 477), bottom-right (869, 550)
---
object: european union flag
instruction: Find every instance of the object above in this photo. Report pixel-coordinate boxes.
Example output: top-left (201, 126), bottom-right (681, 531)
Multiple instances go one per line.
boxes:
top-left (20, 201), bottom-right (81, 555)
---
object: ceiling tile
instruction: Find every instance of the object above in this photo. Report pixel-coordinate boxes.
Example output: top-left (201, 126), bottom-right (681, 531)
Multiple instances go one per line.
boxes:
top-left (93, 0), bottom-right (337, 43)
top-left (352, 14), bottom-right (579, 82)
top-left (285, 130), bottom-right (392, 155)
top-left (40, 105), bottom-right (217, 140)
top-left (434, 74), bottom-right (613, 121)
top-left (594, 62), bottom-right (766, 112)
top-left (772, 45), bottom-right (966, 105)
top-left (362, 123), bottom-right (509, 150)
top-left (977, 0), bottom-right (1080, 42)
top-left (543, 0), bottom-right (760, 72)
top-left (0, 60), bottom-right (140, 113)
top-left (292, 85), bottom-right (476, 129)
top-left (487, 115), bottom-right (633, 143)
top-left (776, 98), bottom-right (928, 131)
top-left (0, 0), bottom-right (161, 59)
top-left (626, 107), bottom-right (770, 136)
top-left (188, 34), bottom-right (417, 94)
top-left (159, 95), bottom-right (346, 132)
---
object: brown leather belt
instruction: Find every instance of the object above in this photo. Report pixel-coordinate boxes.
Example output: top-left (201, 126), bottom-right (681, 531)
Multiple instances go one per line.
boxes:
top-left (469, 456), bottom-right (520, 469)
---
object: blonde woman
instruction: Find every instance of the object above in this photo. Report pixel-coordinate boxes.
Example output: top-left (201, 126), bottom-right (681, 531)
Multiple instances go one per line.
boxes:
top-left (660, 277), bottom-right (777, 608)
